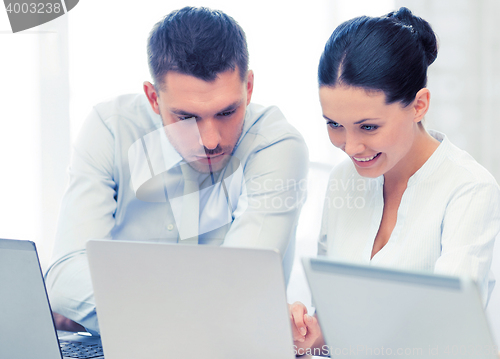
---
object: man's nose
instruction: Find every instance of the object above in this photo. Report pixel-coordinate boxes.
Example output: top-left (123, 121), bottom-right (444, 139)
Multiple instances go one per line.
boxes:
top-left (198, 119), bottom-right (221, 150)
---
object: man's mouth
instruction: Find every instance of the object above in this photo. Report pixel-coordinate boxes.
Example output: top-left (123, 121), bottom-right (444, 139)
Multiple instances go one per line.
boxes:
top-left (195, 153), bottom-right (226, 164)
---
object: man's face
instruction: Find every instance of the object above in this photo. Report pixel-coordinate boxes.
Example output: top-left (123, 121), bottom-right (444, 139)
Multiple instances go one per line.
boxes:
top-left (144, 68), bottom-right (254, 173)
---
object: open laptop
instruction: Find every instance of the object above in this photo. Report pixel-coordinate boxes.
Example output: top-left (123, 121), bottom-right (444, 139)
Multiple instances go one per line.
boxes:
top-left (86, 239), bottom-right (295, 359)
top-left (302, 257), bottom-right (498, 358)
top-left (0, 238), bottom-right (103, 359)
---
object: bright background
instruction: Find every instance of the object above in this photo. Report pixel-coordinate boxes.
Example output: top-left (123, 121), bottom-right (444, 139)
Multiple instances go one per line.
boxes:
top-left (1, 0), bottom-right (500, 345)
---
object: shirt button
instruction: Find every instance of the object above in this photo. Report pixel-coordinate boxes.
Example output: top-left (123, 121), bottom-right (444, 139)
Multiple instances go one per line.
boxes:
top-left (167, 224), bottom-right (174, 231)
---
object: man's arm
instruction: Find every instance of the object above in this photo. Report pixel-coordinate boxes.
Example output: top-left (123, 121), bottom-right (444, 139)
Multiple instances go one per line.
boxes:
top-left (45, 107), bottom-right (117, 334)
top-left (52, 312), bottom-right (85, 332)
top-left (222, 128), bottom-right (309, 281)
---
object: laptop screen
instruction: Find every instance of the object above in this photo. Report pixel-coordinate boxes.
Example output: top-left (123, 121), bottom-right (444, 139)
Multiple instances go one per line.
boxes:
top-left (303, 257), bottom-right (497, 358)
top-left (0, 239), bottom-right (62, 359)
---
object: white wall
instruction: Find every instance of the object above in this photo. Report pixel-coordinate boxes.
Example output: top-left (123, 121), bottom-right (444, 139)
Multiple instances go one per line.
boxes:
top-left (0, 12), bottom-right (70, 268)
top-left (0, 31), bottom-right (42, 254)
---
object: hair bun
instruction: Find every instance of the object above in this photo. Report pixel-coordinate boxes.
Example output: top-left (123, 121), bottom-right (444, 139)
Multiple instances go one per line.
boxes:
top-left (388, 7), bottom-right (438, 66)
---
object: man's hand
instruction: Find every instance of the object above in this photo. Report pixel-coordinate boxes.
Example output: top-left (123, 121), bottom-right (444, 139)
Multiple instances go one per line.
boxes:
top-left (52, 312), bottom-right (85, 332)
top-left (289, 301), bottom-right (324, 355)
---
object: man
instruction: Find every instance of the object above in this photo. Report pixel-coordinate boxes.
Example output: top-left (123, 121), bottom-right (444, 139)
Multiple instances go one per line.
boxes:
top-left (45, 6), bottom-right (308, 334)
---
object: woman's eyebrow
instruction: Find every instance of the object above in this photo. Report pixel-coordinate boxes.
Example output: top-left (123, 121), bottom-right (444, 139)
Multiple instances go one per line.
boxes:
top-left (323, 115), bottom-right (381, 124)
top-left (354, 118), bottom-right (381, 125)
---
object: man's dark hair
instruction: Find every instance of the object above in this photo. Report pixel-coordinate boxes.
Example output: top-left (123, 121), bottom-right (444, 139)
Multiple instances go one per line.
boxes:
top-left (147, 6), bottom-right (249, 89)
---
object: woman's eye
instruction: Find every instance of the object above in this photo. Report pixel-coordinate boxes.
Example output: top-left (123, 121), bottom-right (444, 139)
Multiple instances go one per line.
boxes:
top-left (327, 121), bottom-right (342, 129)
top-left (361, 125), bottom-right (378, 131)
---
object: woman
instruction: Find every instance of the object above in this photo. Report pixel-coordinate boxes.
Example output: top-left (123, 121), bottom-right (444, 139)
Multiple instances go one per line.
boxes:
top-left (291, 7), bottom-right (500, 352)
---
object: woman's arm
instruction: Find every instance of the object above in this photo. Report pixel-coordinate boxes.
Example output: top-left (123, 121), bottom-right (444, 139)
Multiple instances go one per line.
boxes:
top-left (435, 182), bottom-right (500, 305)
top-left (289, 301), bottom-right (326, 356)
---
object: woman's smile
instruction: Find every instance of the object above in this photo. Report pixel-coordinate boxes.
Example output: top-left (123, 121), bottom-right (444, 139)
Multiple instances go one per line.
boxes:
top-left (352, 152), bottom-right (382, 167)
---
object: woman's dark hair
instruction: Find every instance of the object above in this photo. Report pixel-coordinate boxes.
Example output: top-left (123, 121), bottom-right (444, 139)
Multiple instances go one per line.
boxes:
top-left (147, 7), bottom-right (249, 89)
top-left (318, 7), bottom-right (438, 106)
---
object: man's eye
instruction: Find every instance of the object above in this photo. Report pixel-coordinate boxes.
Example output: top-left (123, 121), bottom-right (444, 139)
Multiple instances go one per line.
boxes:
top-left (219, 110), bottom-right (235, 117)
top-left (179, 116), bottom-right (196, 121)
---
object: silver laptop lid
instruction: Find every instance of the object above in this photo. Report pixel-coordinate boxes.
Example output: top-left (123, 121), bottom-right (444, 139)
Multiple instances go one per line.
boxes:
top-left (302, 257), bottom-right (498, 359)
top-left (0, 238), bottom-right (62, 359)
top-left (87, 239), bottom-right (294, 359)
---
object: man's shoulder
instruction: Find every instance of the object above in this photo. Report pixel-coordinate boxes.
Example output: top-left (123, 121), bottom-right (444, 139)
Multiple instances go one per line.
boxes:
top-left (91, 93), bottom-right (161, 131)
top-left (234, 103), bottom-right (308, 172)
top-left (243, 103), bottom-right (304, 144)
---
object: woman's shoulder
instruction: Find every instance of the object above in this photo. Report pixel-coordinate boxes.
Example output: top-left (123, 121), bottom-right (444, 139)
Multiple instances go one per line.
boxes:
top-left (325, 157), bottom-right (382, 197)
top-left (441, 135), bottom-right (498, 187)
top-left (328, 156), bottom-right (356, 179)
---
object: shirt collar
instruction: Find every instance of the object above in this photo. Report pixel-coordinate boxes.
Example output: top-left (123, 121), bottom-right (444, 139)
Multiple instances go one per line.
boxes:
top-left (233, 104), bottom-right (256, 152)
top-left (407, 129), bottom-right (449, 187)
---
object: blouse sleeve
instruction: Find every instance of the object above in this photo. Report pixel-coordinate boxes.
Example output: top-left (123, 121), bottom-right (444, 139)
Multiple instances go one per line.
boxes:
top-left (435, 181), bottom-right (500, 306)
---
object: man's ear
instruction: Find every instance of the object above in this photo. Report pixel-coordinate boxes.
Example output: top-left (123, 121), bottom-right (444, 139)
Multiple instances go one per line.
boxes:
top-left (412, 88), bottom-right (430, 123)
top-left (245, 70), bottom-right (254, 106)
top-left (143, 81), bottom-right (161, 115)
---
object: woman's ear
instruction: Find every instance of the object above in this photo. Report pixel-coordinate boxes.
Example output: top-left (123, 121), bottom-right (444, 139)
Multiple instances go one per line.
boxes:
top-left (412, 88), bottom-right (430, 123)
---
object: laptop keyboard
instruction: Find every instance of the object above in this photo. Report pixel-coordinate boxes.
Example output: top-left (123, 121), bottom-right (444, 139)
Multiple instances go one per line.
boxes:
top-left (60, 341), bottom-right (104, 358)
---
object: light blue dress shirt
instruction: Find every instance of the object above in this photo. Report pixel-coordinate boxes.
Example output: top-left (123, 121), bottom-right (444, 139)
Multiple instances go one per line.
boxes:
top-left (319, 130), bottom-right (500, 306)
top-left (45, 94), bottom-right (309, 333)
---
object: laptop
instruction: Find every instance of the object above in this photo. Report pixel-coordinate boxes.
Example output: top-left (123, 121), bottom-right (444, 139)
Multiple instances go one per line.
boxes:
top-left (0, 238), bottom-right (104, 359)
top-left (86, 239), bottom-right (295, 359)
top-left (302, 257), bottom-right (498, 358)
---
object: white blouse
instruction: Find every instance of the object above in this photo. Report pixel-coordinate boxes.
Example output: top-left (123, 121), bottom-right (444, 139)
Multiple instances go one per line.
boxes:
top-left (318, 130), bottom-right (500, 305)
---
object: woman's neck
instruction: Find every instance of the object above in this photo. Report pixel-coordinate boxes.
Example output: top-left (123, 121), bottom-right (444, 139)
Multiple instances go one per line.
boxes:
top-left (384, 127), bottom-right (440, 189)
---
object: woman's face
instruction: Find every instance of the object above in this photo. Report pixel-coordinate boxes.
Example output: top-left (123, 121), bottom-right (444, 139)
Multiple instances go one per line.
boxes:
top-left (319, 85), bottom-right (422, 179)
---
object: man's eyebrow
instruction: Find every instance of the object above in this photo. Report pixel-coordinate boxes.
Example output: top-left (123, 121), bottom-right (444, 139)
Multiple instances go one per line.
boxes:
top-left (170, 109), bottom-right (198, 117)
top-left (169, 100), bottom-right (244, 118)
top-left (217, 99), bottom-right (244, 113)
